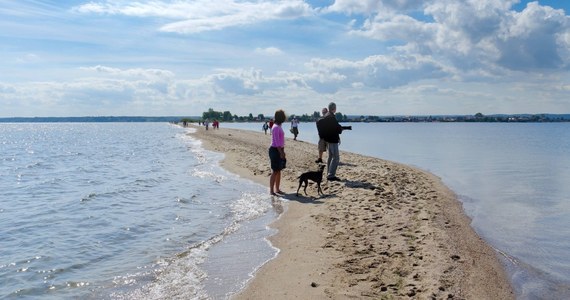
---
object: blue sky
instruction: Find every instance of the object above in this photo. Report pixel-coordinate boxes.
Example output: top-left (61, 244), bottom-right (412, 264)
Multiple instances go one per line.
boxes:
top-left (1, 0), bottom-right (569, 117)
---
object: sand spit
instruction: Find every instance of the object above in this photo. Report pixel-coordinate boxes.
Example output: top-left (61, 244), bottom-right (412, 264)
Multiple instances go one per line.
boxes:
top-left (188, 125), bottom-right (513, 300)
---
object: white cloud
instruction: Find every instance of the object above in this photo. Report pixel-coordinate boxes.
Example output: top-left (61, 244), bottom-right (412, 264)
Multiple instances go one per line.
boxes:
top-left (254, 47), bottom-right (284, 56)
top-left (325, 0), bottom-right (424, 15)
top-left (207, 68), bottom-right (264, 95)
top-left (495, 2), bottom-right (570, 70)
top-left (74, 0), bottom-right (314, 33)
top-left (0, 83), bottom-right (16, 94)
top-left (347, 0), bottom-right (570, 76)
top-left (303, 54), bottom-right (447, 93)
top-left (15, 53), bottom-right (40, 63)
top-left (355, 14), bottom-right (437, 44)
top-left (0, 66), bottom-right (188, 116)
top-left (2, 1), bottom-right (570, 117)
top-left (80, 65), bottom-right (175, 80)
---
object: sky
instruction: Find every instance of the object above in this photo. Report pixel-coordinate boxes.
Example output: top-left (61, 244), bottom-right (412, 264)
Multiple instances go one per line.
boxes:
top-left (1, 0), bottom-right (569, 117)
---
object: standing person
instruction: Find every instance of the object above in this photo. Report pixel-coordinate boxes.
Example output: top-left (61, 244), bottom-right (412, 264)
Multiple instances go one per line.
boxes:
top-left (317, 102), bottom-right (344, 181)
top-left (268, 119), bottom-right (274, 135)
top-left (269, 110), bottom-right (287, 195)
top-left (315, 107), bottom-right (328, 163)
top-left (290, 117), bottom-right (299, 140)
top-left (262, 121), bottom-right (269, 135)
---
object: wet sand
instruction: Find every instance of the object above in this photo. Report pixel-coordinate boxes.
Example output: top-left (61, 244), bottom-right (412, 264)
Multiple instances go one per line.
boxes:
top-left (188, 125), bottom-right (514, 299)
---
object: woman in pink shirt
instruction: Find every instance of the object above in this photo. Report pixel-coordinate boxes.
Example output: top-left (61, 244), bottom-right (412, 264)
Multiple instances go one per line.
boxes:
top-left (269, 109), bottom-right (286, 195)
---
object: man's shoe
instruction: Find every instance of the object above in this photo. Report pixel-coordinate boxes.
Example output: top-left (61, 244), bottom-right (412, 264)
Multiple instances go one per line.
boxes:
top-left (327, 176), bottom-right (341, 181)
top-left (315, 158), bottom-right (323, 163)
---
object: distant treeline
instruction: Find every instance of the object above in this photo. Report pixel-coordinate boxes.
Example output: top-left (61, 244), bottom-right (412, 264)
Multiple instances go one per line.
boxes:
top-left (0, 116), bottom-right (192, 123)
top-left (2, 113), bottom-right (569, 123)
top-left (200, 108), bottom-right (570, 123)
top-left (360, 113), bottom-right (570, 123)
top-left (199, 108), bottom-right (347, 122)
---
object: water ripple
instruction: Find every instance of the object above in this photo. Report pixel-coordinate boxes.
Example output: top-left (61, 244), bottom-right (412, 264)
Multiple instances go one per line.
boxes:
top-left (0, 123), bottom-right (276, 300)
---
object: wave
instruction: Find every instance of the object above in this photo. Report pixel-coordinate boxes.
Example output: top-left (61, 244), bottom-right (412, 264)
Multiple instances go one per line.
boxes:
top-left (108, 191), bottom-right (273, 300)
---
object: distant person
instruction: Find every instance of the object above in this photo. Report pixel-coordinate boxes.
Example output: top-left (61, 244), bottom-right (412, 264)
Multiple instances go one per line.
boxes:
top-left (262, 121), bottom-right (269, 135)
top-left (204, 119), bottom-right (210, 130)
top-left (269, 119), bottom-right (274, 135)
top-left (212, 119), bottom-right (219, 129)
top-left (315, 107), bottom-right (328, 163)
top-left (290, 117), bottom-right (299, 140)
top-left (316, 102), bottom-right (344, 181)
top-left (269, 110), bottom-right (286, 195)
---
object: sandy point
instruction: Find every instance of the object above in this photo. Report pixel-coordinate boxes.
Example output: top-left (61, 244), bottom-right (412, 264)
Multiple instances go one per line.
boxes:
top-left (187, 125), bottom-right (514, 300)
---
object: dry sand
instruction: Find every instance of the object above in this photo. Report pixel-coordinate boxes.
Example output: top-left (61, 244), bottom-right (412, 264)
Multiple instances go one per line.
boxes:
top-left (188, 125), bottom-right (514, 300)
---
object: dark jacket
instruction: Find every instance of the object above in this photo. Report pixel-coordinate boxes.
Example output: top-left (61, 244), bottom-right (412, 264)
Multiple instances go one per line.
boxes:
top-left (317, 114), bottom-right (343, 143)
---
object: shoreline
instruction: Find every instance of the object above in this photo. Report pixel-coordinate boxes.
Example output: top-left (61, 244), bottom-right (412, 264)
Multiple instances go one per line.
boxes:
top-left (188, 125), bottom-right (514, 299)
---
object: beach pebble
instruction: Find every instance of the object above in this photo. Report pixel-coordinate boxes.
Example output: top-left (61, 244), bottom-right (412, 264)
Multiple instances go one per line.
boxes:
top-left (310, 282), bottom-right (319, 287)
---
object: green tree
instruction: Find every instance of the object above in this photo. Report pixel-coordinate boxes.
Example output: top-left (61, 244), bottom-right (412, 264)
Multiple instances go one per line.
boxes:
top-left (223, 111), bottom-right (233, 121)
top-left (203, 108), bottom-right (222, 120)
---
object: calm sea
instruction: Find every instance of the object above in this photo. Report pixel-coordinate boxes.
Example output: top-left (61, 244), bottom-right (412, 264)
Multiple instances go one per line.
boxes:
top-left (223, 121), bottom-right (570, 300)
top-left (0, 123), bottom-right (279, 299)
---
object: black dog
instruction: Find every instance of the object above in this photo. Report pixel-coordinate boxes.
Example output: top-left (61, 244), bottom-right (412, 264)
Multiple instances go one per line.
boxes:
top-left (296, 164), bottom-right (325, 196)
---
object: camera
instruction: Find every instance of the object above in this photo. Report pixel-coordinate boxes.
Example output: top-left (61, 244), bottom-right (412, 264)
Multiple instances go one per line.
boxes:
top-left (341, 126), bottom-right (352, 130)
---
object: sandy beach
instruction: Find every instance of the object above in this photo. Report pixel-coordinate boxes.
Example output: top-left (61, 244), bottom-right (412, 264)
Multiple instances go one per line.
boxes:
top-left (189, 125), bottom-right (514, 299)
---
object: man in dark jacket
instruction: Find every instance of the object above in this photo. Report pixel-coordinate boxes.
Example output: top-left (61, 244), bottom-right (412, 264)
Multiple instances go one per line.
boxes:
top-left (316, 102), bottom-right (344, 181)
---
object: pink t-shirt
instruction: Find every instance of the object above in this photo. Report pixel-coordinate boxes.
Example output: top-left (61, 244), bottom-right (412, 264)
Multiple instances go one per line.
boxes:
top-left (271, 124), bottom-right (285, 147)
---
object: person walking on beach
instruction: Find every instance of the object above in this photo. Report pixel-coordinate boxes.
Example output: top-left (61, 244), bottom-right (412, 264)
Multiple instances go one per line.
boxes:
top-left (317, 102), bottom-right (344, 181)
top-left (269, 110), bottom-right (287, 195)
top-left (315, 107), bottom-right (328, 163)
top-left (290, 117), bottom-right (299, 140)
top-left (269, 119), bottom-right (274, 135)
top-left (262, 121), bottom-right (269, 134)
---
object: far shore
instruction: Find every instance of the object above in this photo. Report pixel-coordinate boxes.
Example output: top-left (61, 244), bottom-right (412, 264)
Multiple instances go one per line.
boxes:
top-left (188, 125), bottom-right (514, 299)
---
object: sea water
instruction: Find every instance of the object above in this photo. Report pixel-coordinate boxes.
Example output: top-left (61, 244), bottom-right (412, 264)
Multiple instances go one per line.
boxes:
top-left (0, 123), bottom-right (279, 299)
top-left (224, 121), bottom-right (570, 300)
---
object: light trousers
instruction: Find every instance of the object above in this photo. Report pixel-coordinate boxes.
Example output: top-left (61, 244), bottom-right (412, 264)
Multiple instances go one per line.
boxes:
top-left (327, 142), bottom-right (339, 178)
